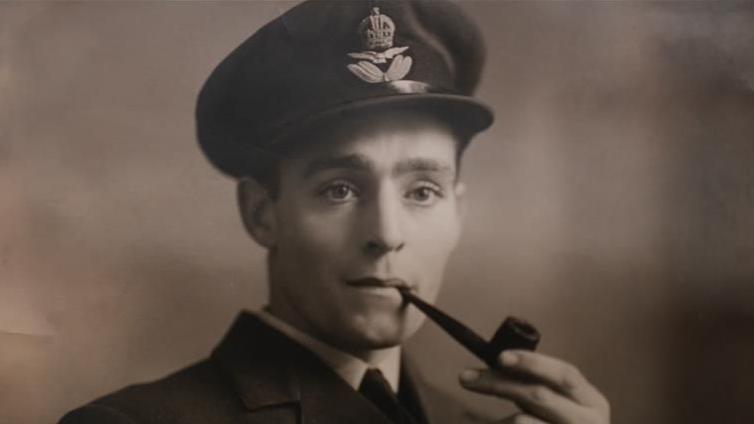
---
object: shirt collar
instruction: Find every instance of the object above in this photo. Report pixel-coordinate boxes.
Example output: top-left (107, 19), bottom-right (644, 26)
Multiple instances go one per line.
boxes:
top-left (256, 309), bottom-right (401, 392)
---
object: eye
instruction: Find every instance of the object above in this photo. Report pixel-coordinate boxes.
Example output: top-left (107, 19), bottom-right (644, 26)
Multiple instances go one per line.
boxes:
top-left (406, 182), bottom-right (444, 205)
top-left (319, 180), bottom-right (359, 203)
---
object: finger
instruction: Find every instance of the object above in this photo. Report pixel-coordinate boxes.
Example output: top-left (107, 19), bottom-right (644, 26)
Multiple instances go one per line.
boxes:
top-left (496, 413), bottom-right (549, 424)
top-left (499, 350), bottom-right (607, 408)
top-left (460, 369), bottom-right (584, 423)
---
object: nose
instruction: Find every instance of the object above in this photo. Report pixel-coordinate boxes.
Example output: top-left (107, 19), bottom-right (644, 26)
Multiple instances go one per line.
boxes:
top-left (363, 185), bottom-right (405, 256)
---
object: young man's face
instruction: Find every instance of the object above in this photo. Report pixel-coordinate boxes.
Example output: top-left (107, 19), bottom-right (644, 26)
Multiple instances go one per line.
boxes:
top-left (257, 112), bottom-right (465, 354)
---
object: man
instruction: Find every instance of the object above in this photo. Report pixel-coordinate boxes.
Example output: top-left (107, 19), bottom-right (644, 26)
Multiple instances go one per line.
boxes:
top-left (61, 1), bottom-right (609, 423)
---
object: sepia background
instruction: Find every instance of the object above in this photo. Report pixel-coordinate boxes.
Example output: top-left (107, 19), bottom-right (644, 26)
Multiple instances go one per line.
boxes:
top-left (2, 1), bottom-right (753, 423)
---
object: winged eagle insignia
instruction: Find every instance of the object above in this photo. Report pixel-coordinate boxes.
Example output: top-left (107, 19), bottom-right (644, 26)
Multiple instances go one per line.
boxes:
top-left (346, 8), bottom-right (413, 83)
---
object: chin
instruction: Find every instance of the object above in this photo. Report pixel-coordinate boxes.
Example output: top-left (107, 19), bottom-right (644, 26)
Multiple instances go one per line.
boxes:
top-left (344, 310), bottom-right (427, 350)
top-left (348, 330), bottom-right (406, 351)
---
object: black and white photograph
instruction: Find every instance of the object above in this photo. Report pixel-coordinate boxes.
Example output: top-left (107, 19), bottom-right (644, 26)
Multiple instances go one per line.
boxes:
top-left (1, 1), bottom-right (753, 423)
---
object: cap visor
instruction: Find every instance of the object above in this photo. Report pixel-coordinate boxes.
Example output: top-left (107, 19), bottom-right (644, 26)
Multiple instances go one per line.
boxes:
top-left (270, 93), bottom-right (494, 147)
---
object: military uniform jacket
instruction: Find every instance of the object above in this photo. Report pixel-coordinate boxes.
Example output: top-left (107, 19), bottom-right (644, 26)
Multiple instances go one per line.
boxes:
top-left (60, 312), bottom-right (486, 424)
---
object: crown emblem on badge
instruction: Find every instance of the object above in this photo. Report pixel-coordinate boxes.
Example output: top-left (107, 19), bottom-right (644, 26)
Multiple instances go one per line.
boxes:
top-left (360, 7), bottom-right (395, 50)
top-left (347, 7), bottom-right (413, 84)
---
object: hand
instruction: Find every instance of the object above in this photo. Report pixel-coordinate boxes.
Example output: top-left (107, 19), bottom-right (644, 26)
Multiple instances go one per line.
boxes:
top-left (458, 350), bottom-right (610, 424)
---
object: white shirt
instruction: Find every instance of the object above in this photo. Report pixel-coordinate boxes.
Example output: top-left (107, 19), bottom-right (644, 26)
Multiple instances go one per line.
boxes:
top-left (256, 309), bottom-right (401, 392)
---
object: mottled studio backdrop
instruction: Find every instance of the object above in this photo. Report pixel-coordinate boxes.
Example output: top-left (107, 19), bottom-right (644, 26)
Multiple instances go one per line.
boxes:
top-left (1, 2), bottom-right (753, 423)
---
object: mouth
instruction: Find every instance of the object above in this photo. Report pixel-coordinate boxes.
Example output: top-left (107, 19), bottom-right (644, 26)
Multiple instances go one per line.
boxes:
top-left (345, 277), bottom-right (413, 290)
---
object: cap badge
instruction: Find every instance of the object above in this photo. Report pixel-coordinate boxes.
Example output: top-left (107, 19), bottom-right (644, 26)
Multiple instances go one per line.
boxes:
top-left (347, 7), bottom-right (413, 83)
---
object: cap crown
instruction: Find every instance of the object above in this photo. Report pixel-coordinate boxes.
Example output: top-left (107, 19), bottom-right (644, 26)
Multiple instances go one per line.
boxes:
top-left (197, 0), bottom-right (493, 178)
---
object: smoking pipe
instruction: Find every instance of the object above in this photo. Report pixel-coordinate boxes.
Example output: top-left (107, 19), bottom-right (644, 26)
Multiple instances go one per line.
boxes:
top-left (397, 287), bottom-right (540, 370)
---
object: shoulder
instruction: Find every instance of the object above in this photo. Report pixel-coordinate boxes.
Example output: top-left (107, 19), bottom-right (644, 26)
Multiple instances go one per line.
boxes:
top-left (59, 358), bottom-right (241, 424)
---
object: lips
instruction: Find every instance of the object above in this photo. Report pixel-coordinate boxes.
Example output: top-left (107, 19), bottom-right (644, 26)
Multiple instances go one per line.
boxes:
top-left (345, 277), bottom-right (412, 290)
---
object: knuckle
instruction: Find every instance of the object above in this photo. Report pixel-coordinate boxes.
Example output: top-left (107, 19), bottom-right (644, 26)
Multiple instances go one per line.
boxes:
top-left (561, 364), bottom-right (583, 389)
top-left (530, 386), bottom-right (552, 404)
top-left (591, 391), bottom-right (611, 413)
top-left (582, 406), bottom-right (611, 424)
top-left (585, 410), bottom-right (606, 424)
top-left (600, 396), bottom-right (612, 416)
top-left (512, 414), bottom-right (532, 424)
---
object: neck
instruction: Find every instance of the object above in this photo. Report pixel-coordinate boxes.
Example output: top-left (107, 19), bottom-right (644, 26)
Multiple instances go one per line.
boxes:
top-left (266, 302), bottom-right (398, 365)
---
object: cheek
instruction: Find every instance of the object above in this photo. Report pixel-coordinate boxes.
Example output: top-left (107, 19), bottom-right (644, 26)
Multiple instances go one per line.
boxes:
top-left (409, 207), bottom-right (462, 283)
top-left (276, 205), bottom-right (353, 277)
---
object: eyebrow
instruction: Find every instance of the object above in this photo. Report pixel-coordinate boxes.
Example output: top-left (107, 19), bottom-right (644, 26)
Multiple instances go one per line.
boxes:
top-left (302, 154), bottom-right (374, 178)
top-left (394, 158), bottom-right (453, 176)
top-left (301, 153), bottom-right (454, 178)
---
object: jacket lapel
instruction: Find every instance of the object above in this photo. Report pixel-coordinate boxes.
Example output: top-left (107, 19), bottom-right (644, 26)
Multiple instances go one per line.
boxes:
top-left (403, 356), bottom-right (486, 424)
top-left (211, 312), bottom-right (393, 424)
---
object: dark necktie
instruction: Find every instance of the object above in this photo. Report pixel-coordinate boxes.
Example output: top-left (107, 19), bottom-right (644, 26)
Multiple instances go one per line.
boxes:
top-left (358, 368), bottom-right (418, 424)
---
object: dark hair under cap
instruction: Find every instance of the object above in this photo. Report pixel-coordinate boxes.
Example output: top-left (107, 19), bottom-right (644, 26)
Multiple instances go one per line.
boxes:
top-left (196, 0), bottom-right (494, 179)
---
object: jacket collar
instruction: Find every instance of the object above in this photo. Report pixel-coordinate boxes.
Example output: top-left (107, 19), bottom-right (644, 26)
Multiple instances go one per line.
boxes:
top-left (211, 311), bottom-right (395, 423)
top-left (211, 311), bottom-right (301, 410)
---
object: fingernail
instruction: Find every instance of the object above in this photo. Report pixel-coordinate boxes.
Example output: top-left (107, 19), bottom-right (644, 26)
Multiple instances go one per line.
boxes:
top-left (501, 351), bottom-right (518, 366)
top-left (460, 369), bottom-right (479, 383)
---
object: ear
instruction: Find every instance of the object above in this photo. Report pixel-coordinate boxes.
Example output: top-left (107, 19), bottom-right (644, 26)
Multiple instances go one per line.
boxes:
top-left (454, 181), bottom-right (467, 223)
top-left (237, 178), bottom-right (277, 248)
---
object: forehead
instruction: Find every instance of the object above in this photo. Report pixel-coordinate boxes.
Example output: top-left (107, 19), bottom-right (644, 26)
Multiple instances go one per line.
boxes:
top-left (283, 110), bottom-right (460, 173)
